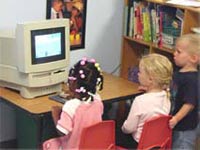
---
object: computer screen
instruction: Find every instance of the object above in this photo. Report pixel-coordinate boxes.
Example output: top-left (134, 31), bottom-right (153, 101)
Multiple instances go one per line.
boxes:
top-left (31, 27), bottom-right (65, 64)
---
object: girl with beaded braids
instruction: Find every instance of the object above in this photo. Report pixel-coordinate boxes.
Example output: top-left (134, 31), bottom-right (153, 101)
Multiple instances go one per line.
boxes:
top-left (67, 57), bottom-right (104, 101)
top-left (43, 57), bottom-right (104, 150)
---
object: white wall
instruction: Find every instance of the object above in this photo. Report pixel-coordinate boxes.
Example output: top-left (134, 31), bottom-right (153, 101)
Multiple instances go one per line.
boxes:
top-left (0, 0), bottom-right (123, 142)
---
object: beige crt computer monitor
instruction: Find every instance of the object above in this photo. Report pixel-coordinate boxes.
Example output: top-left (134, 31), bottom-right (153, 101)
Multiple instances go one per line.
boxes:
top-left (0, 19), bottom-right (70, 98)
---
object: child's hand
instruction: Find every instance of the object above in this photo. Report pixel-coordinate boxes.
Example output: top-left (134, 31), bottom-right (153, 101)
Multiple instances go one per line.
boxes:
top-left (169, 116), bottom-right (178, 129)
top-left (51, 106), bottom-right (62, 113)
top-left (59, 91), bottom-right (74, 100)
top-left (51, 106), bottom-right (62, 125)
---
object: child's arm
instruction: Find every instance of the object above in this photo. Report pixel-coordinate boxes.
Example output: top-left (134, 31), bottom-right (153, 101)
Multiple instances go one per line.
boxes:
top-left (51, 106), bottom-right (65, 136)
top-left (51, 106), bottom-right (62, 126)
top-left (169, 103), bottom-right (194, 129)
top-left (121, 100), bottom-right (140, 134)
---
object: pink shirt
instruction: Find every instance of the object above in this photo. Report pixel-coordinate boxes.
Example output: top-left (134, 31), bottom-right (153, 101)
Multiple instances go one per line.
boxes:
top-left (122, 91), bottom-right (171, 142)
top-left (56, 94), bottom-right (103, 149)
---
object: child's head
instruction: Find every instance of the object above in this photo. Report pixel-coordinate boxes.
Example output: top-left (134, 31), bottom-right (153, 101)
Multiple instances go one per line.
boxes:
top-left (52, 0), bottom-right (64, 12)
top-left (72, 2), bottom-right (83, 15)
top-left (67, 57), bottom-right (104, 101)
top-left (138, 54), bottom-right (173, 90)
top-left (174, 34), bottom-right (200, 68)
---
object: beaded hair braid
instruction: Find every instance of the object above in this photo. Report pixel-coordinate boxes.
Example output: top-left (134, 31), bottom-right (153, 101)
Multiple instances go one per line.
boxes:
top-left (68, 57), bottom-right (104, 101)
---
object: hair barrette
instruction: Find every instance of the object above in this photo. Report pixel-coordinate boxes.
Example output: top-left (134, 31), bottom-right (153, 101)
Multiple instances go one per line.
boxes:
top-left (87, 91), bottom-right (95, 97)
top-left (68, 76), bottom-right (77, 80)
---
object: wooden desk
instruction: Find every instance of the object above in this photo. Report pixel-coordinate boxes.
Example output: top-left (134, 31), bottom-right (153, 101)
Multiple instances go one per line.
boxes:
top-left (0, 72), bottom-right (140, 115)
top-left (0, 72), bottom-right (141, 149)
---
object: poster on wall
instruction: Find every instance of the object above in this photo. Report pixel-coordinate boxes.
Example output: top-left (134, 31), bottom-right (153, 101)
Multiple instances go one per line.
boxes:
top-left (46, 0), bottom-right (87, 50)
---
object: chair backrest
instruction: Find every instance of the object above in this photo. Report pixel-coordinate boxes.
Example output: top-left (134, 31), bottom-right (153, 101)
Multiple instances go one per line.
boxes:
top-left (137, 115), bottom-right (172, 150)
top-left (79, 120), bottom-right (116, 149)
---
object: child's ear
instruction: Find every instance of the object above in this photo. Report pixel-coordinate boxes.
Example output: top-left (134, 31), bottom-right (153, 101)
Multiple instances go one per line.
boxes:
top-left (190, 54), bottom-right (199, 64)
top-left (198, 56), bottom-right (200, 65)
top-left (148, 75), bottom-right (154, 84)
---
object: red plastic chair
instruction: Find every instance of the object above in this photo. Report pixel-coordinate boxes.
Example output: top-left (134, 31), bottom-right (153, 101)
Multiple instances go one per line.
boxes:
top-left (79, 120), bottom-right (127, 150)
top-left (137, 115), bottom-right (172, 150)
top-left (43, 120), bottom-right (126, 150)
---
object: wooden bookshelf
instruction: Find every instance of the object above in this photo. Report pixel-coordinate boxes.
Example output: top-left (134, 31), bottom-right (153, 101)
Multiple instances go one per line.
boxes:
top-left (120, 0), bottom-right (200, 79)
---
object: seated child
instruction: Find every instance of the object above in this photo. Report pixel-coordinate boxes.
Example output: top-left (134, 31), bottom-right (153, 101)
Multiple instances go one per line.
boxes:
top-left (118, 54), bottom-right (173, 149)
top-left (43, 57), bottom-right (104, 149)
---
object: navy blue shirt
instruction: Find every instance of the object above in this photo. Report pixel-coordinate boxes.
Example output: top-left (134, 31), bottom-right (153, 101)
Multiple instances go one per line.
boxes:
top-left (171, 71), bottom-right (198, 131)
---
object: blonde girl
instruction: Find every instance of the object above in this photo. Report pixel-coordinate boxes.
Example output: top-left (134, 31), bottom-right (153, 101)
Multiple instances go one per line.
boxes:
top-left (119, 53), bottom-right (173, 149)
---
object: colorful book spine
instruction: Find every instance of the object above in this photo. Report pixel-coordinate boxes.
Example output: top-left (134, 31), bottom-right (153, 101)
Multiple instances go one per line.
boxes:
top-left (136, 4), bottom-right (143, 40)
top-left (142, 7), bottom-right (151, 42)
top-left (151, 9), bottom-right (157, 43)
top-left (143, 10), bottom-right (149, 41)
top-left (158, 11), bottom-right (163, 47)
top-left (123, 5), bottom-right (128, 36)
top-left (133, 2), bottom-right (138, 38)
top-left (128, 4), bottom-right (134, 37)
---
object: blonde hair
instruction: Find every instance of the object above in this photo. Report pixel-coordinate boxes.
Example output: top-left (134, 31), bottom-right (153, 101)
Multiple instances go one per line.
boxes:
top-left (176, 34), bottom-right (200, 56)
top-left (139, 53), bottom-right (173, 90)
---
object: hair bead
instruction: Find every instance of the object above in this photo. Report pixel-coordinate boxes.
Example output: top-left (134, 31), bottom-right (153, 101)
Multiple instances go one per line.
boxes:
top-left (80, 74), bottom-right (85, 79)
top-left (80, 60), bottom-right (85, 65)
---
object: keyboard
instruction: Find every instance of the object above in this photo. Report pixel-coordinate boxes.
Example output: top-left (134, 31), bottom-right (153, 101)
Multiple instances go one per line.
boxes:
top-left (49, 94), bottom-right (68, 104)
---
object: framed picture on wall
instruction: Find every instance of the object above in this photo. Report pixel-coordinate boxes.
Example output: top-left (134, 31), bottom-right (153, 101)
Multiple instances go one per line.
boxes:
top-left (46, 0), bottom-right (87, 50)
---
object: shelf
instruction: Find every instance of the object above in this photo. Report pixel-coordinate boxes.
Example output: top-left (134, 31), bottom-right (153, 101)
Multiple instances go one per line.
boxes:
top-left (147, 0), bottom-right (200, 13)
top-left (152, 44), bottom-right (175, 54)
top-left (124, 36), bottom-right (175, 54)
top-left (121, 0), bottom-right (200, 79)
top-left (124, 36), bottom-right (151, 47)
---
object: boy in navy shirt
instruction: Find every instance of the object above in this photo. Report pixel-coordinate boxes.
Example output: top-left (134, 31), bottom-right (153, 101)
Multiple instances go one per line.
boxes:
top-left (169, 34), bottom-right (200, 149)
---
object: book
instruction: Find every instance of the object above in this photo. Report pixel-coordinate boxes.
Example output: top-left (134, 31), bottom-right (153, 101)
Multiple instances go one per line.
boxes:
top-left (134, 2), bottom-right (143, 40)
top-left (142, 8), bottom-right (151, 42)
top-left (161, 7), bottom-right (184, 49)
top-left (150, 8), bottom-right (157, 43)
top-left (126, 0), bottom-right (134, 36)
top-left (128, 2), bottom-right (134, 37)
top-left (123, 5), bottom-right (128, 36)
